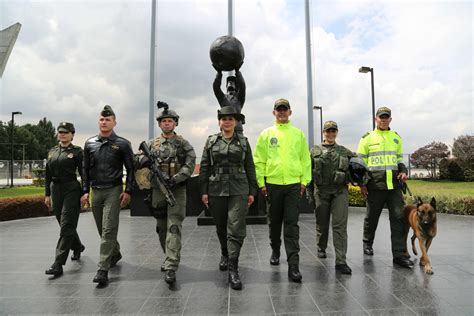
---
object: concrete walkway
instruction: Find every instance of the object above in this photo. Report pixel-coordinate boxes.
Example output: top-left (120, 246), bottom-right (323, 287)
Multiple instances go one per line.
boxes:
top-left (0, 208), bottom-right (472, 315)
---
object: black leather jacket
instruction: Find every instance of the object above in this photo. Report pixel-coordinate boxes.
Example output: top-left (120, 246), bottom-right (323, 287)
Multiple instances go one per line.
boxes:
top-left (83, 131), bottom-right (134, 193)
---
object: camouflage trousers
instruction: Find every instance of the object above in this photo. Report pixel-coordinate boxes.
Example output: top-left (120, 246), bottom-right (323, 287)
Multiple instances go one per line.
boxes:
top-left (152, 185), bottom-right (186, 271)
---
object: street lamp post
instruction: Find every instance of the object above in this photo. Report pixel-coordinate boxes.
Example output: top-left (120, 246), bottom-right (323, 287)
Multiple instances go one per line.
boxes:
top-left (10, 111), bottom-right (22, 187)
top-left (313, 106), bottom-right (323, 143)
top-left (359, 66), bottom-right (375, 130)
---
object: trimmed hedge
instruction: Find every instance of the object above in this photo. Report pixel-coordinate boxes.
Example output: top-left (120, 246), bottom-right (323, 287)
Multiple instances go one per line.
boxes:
top-left (0, 196), bottom-right (50, 221)
top-left (348, 185), bottom-right (474, 215)
top-left (0, 194), bottom-right (127, 221)
top-left (409, 195), bottom-right (474, 216)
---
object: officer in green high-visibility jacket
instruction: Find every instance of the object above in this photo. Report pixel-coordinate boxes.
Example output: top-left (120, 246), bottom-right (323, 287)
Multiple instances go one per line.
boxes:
top-left (357, 106), bottom-right (413, 268)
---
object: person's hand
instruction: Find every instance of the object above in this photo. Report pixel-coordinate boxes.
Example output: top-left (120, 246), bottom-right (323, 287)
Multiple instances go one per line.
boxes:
top-left (300, 184), bottom-right (306, 197)
top-left (44, 196), bottom-right (52, 211)
top-left (120, 192), bottom-right (131, 208)
top-left (201, 194), bottom-right (209, 208)
top-left (247, 195), bottom-right (255, 207)
top-left (81, 193), bottom-right (90, 209)
top-left (360, 186), bottom-right (368, 199)
top-left (260, 186), bottom-right (268, 198)
top-left (168, 177), bottom-right (177, 189)
top-left (397, 172), bottom-right (408, 183)
top-left (140, 156), bottom-right (151, 168)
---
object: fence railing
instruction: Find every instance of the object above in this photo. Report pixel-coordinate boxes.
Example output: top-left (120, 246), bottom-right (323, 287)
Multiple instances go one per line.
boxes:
top-left (0, 160), bottom-right (46, 180)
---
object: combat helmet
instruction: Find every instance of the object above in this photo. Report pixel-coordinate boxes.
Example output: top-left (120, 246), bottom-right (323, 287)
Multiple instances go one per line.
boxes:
top-left (156, 101), bottom-right (180, 126)
top-left (349, 157), bottom-right (369, 185)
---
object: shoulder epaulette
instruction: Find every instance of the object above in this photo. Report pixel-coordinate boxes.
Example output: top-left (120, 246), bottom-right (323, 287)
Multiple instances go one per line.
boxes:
top-left (361, 132), bottom-right (370, 138)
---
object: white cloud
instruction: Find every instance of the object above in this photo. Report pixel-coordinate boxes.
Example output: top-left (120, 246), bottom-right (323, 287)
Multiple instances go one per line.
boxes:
top-left (0, 0), bottom-right (472, 161)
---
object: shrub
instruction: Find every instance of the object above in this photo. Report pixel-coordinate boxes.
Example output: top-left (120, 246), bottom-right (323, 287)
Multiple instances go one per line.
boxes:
top-left (32, 169), bottom-right (46, 186)
top-left (0, 196), bottom-right (49, 221)
top-left (439, 158), bottom-right (464, 181)
top-left (349, 185), bottom-right (366, 207)
top-left (0, 196), bottom-right (91, 221)
top-left (405, 195), bottom-right (474, 216)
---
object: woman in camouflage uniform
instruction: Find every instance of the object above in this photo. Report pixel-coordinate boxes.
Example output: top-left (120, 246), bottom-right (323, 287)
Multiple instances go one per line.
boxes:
top-left (311, 121), bottom-right (355, 275)
top-left (44, 122), bottom-right (85, 277)
top-left (199, 106), bottom-right (257, 290)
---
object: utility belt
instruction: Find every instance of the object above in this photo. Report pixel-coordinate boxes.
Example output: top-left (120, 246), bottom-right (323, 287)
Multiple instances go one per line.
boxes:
top-left (213, 166), bottom-right (245, 174)
top-left (91, 179), bottom-right (122, 189)
top-left (52, 176), bottom-right (77, 184)
top-left (159, 162), bottom-right (182, 177)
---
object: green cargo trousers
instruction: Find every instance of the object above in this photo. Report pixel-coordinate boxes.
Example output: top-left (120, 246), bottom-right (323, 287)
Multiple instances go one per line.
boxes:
top-left (314, 187), bottom-right (349, 265)
top-left (153, 185), bottom-right (186, 271)
top-left (209, 195), bottom-right (248, 258)
top-left (363, 189), bottom-right (406, 257)
top-left (51, 180), bottom-right (83, 265)
top-left (91, 185), bottom-right (122, 271)
top-left (266, 183), bottom-right (301, 265)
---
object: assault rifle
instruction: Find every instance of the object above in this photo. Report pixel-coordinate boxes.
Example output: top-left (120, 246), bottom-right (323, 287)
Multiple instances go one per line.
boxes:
top-left (139, 141), bottom-right (177, 207)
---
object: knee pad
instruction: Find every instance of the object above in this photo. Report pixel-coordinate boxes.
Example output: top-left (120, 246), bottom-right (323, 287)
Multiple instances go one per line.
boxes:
top-left (169, 224), bottom-right (180, 234)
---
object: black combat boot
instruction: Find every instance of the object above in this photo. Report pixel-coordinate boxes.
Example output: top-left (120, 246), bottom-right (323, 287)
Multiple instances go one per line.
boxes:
top-left (228, 257), bottom-right (242, 290)
top-left (269, 250), bottom-right (280, 265)
top-left (71, 244), bottom-right (85, 261)
top-left (363, 242), bottom-right (374, 256)
top-left (110, 252), bottom-right (122, 267)
top-left (45, 263), bottom-right (63, 276)
top-left (93, 270), bottom-right (108, 285)
top-left (288, 264), bottom-right (302, 283)
top-left (317, 249), bottom-right (327, 258)
top-left (165, 270), bottom-right (176, 284)
top-left (219, 255), bottom-right (229, 271)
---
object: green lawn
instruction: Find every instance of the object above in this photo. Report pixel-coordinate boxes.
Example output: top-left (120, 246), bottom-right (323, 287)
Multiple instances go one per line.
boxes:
top-left (407, 180), bottom-right (474, 199)
top-left (0, 186), bottom-right (44, 198)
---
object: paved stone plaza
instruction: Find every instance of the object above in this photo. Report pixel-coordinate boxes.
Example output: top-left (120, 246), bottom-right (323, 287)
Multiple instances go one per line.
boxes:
top-left (0, 208), bottom-right (472, 315)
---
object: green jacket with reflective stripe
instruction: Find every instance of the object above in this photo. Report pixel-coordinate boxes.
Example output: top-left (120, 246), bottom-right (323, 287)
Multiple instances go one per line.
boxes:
top-left (357, 129), bottom-right (408, 191)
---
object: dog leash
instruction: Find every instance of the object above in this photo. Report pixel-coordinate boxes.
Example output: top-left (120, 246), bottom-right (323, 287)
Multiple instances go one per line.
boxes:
top-left (401, 181), bottom-right (417, 204)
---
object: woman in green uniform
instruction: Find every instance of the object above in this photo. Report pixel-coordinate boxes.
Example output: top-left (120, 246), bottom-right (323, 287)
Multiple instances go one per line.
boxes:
top-left (199, 106), bottom-right (257, 290)
top-left (311, 121), bottom-right (355, 274)
top-left (44, 122), bottom-right (85, 277)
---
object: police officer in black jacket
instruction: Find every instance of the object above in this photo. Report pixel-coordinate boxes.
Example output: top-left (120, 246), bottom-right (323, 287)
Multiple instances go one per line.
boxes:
top-left (81, 105), bottom-right (134, 285)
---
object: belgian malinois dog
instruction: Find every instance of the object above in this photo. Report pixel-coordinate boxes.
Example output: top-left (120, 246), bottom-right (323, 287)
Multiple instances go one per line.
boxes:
top-left (404, 197), bottom-right (437, 274)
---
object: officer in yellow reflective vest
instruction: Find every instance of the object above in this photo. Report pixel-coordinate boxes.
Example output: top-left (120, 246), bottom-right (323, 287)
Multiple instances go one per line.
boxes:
top-left (357, 106), bottom-right (413, 268)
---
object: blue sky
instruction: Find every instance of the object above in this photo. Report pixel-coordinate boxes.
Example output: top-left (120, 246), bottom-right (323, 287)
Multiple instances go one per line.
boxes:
top-left (1, 0), bottom-right (472, 157)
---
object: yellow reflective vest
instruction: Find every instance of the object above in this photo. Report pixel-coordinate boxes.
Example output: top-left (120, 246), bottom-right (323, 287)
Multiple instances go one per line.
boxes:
top-left (254, 121), bottom-right (312, 188)
top-left (357, 128), bottom-right (408, 190)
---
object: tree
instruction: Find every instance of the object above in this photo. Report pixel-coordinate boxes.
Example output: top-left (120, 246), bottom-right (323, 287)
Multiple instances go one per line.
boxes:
top-left (0, 118), bottom-right (57, 161)
top-left (410, 141), bottom-right (450, 178)
top-left (452, 135), bottom-right (474, 181)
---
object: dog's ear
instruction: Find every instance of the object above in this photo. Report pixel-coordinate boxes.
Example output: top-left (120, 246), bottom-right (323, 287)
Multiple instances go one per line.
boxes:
top-left (430, 197), bottom-right (436, 209)
top-left (417, 197), bottom-right (423, 207)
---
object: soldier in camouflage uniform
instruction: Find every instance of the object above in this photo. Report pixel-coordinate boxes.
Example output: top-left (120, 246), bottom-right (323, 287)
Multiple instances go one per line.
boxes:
top-left (199, 106), bottom-right (257, 290)
top-left (135, 104), bottom-right (196, 284)
top-left (44, 122), bottom-right (85, 277)
top-left (311, 121), bottom-right (355, 274)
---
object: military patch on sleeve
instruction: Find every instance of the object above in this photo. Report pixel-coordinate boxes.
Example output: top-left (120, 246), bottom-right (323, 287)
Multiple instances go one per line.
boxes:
top-left (393, 138), bottom-right (399, 144)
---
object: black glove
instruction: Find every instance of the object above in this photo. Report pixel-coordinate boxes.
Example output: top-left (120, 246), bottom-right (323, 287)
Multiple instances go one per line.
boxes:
top-left (140, 156), bottom-right (151, 168)
top-left (168, 177), bottom-right (177, 189)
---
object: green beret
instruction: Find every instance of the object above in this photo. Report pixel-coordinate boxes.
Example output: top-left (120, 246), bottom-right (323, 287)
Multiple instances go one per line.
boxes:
top-left (101, 105), bottom-right (115, 117)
